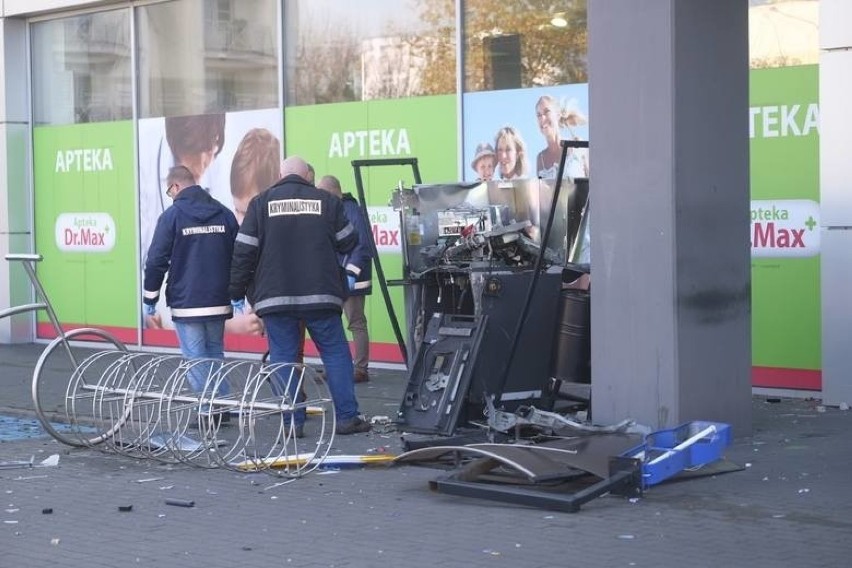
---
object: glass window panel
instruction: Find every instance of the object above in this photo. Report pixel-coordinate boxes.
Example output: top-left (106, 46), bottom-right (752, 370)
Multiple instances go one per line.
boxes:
top-left (137, 0), bottom-right (279, 118)
top-left (31, 10), bottom-right (132, 125)
top-left (463, 0), bottom-right (587, 93)
top-left (749, 0), bottom-right (819, 69)
top-left (285, 0), bottom-right (456, 106)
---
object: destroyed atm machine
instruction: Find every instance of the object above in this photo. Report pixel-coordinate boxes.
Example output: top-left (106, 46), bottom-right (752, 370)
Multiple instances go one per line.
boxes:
top-left (392, 172), bottom-right (591, 438)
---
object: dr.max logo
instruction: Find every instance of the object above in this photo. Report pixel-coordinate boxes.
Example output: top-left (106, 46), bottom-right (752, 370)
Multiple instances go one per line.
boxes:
top-left (751, 200), bottom-right (819, 258)
top-left (54, 148), bottom-right (114, 173)
top-left (369, 207), bottom-right (401, 253)
top-left (54, 213), bottom-right (116, 253)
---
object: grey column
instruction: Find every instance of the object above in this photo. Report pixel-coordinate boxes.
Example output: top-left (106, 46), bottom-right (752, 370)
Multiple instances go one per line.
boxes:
top-left (587, 0), bottom-right (751, 434)
top-left (819, 0), bottom-right (852, 407)
top-left (0, 16), bottom-right (34, 344)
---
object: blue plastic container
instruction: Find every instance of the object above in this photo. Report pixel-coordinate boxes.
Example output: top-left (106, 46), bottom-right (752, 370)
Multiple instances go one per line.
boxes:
top-left (623, 421), bottom-right (732, 488)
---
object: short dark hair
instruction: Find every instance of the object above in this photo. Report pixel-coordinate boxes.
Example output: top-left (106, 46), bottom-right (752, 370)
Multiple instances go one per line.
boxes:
top-left (167, 165), bottom-right (196, 187)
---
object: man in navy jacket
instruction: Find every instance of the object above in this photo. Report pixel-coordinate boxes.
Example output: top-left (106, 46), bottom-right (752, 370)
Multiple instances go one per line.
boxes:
top-left (143, 165), bottom-right (239, 406)
top-left (230, 156), bottom-right (370, 436)
top-left (317, 174), bottom-right (374, 383)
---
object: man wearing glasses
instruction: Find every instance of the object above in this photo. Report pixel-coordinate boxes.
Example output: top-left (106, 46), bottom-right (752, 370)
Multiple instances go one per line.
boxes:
top-left (143, 165), bottom-right (239, 417)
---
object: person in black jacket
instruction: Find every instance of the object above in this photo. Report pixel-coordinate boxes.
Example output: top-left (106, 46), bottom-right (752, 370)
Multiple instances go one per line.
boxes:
top-left (317, 174), bottom-right (374, 383)
top-left (229, 156), bottom-right (371, 436)
top-left (143, 165), bottom-right (239, 408)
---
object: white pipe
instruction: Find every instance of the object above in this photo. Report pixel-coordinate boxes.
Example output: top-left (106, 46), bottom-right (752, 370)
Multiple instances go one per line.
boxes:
top-left (647, 424), bottom-right (717, 465)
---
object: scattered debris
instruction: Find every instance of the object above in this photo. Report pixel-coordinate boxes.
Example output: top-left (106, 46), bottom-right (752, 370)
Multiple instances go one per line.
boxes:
top-left (165, 499), bottom-right (195, 508)
top-left (118, 505), bottom-right (133, 512)
top-left (839, 402), bottom-right (850, 411)
top-left (50, 538), bottom-right (60, 545)
top-left (42, 508), bottom-right (53, 514)
top-left (135, 477), bottom-right (165, 484)
top-left (0, 454), bottom-right (60, 470)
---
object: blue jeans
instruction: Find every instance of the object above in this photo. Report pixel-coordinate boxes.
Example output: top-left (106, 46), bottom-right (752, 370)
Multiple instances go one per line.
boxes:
top-left (263, 312), bottom-right (359, 425)
top-left (173, 319), bottom-right (229, 395)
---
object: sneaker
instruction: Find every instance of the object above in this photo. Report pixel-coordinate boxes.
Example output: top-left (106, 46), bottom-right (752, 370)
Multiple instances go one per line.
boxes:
top-left (354, 369), bottom-right (370, 384)
top-left (336, 416), bottom-right (371, 435)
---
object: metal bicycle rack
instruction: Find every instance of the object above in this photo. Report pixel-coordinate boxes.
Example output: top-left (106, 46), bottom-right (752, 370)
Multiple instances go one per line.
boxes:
top-left (4, 254), bottom-right (336, 479)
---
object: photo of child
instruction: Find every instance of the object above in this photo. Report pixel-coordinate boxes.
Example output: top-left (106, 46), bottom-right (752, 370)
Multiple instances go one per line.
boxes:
top-left (470, 142), bottom-right (496, 181)
top-left (230, 127), bottom-right (281, 224)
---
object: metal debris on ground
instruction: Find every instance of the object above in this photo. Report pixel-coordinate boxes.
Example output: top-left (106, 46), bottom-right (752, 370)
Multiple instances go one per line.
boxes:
top-left (0, 454), bottom-right (60, 470)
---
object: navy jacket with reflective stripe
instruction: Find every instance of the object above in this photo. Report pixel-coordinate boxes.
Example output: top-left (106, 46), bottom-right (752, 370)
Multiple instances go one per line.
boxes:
top-left (340, 193), bottom-right (373, 297)
top-left (143, 185), bottom-right (239, 322)
top-left (229, 175), bottom-right (358, 317)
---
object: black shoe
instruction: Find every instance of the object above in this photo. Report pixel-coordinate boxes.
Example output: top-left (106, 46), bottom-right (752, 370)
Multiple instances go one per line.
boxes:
top-left (294, 425), bottom-right (305, 439)
top-left (336, 416), bottom-right (371, 435)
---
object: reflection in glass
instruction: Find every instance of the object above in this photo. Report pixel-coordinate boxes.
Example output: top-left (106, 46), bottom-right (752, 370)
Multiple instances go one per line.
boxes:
top-left (748, 0), bottom-right (818, 69)
top-left (137, 0), bottom-right (278, 117)
top-left (31, 10), bottom-right (131, 125)
top-left (285, 0), bottom-right (456, 105)
top-left (463, 0), bottom-right (587, 93)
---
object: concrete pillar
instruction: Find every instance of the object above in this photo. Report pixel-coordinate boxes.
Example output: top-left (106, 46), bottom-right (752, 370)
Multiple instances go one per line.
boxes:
top-left (819, 0), bottom-right (852, 407)
top-left (587, 0), bottom-right (751, 434)
top-left (0, 16), bottom-right (34, 343)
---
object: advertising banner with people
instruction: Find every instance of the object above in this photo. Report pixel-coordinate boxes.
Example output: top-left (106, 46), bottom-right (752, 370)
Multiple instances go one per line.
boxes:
top-left (285, 94), bottom-right (458, 362)
top-left (137, 108), bottom-right (283, 352)
top-left (32, 121), bottom-right (138, 342)
top-left (463, 84), bottom-right (590, 183)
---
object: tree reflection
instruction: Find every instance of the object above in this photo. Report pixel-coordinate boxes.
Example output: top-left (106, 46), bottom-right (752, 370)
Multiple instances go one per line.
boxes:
top-left (423, 0), bottom-right (588, 92)
top-left (287, 0), bottom-right (587, 106)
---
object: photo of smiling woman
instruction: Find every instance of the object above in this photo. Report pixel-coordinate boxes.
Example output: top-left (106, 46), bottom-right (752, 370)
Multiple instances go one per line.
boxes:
top-left (494, 125), bottom-right (529, 181)
top-left (534, 95), bottom-right (589, 179)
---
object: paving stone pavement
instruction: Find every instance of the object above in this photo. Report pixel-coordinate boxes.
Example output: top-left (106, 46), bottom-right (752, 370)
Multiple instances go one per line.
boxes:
top-left (1, 343), bottom-right (851, 567)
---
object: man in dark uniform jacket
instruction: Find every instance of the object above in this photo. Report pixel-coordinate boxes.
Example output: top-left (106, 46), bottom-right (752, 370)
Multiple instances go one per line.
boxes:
top-left (317, 174), bottom-right (374, 383)
top-left (143, 165), bottom-right (239, 411)
top-left (229, 156), bottom-right (370, 436)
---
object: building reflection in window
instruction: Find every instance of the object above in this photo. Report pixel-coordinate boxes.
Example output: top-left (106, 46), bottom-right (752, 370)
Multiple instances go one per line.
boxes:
top-left (137, 0), bottom-right (279, 117)
top-left (285, 0), bottom-right (456, 105)
top-left (31, 10), bottom-right (131, 125)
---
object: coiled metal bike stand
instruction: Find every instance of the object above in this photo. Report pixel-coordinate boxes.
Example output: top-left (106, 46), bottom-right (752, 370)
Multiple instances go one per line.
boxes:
top-left (34, 351), bottom-right (335, 478)
top-left (5, 254), bottom-right (334, 479)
